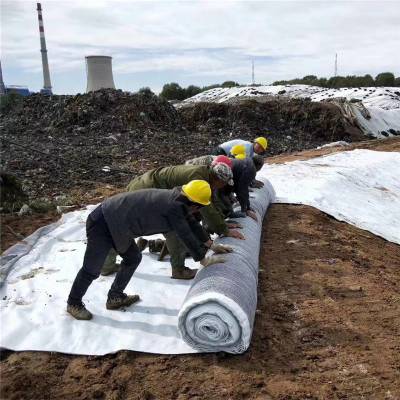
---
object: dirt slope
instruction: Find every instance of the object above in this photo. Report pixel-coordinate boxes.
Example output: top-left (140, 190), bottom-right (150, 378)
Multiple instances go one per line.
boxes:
top-left (1, 138), bottom-right (400, 400)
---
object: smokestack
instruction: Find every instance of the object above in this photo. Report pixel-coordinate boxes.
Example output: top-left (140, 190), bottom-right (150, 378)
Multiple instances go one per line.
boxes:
top-left (85, 56), bottom-right (116, 92)
top-left (36, 3), bottom-right (52, 95)
top-left (0, 60), bottom-right (5, 95)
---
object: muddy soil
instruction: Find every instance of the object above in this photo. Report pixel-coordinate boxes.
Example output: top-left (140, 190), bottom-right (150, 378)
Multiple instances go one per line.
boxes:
top-left (1, 204), bottom-right (399, 400)
top-left (1, 138), bottom-right (399, 400)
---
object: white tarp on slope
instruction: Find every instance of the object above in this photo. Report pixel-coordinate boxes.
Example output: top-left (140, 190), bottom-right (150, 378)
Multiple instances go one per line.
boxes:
top-left (0, 183), bottom-right (273, 355)
top-left (259, 149), bottom-right (400, 245)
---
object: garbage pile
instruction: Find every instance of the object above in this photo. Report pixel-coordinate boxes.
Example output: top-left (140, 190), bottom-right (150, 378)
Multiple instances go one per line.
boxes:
top-left (1, 89), bottom-right (188, 198)
top-left (177, 97), bottom-right (365, 154)
top-left (0, 89), bottom-right (365, 201)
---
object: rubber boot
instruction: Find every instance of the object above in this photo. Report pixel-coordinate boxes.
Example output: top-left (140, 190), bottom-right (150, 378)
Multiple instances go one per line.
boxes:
top-left (101, 249), bottom-right (120, 276)
top-left (101, 262), bottom-right (121, 276)
top-left (171, 266), bottom-right (198, 280)
top-left (136, 237), bottom-right (148, 252)
top-left (149, 239), bottom-right (165, 253)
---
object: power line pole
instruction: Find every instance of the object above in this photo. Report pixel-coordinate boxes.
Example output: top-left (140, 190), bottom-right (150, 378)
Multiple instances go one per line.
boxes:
top-left (334, 53), bottom-right (338, 77)
top-left (251, 59), bottom-right (255, 85)
top-left (0, 60), bottom-right (5, 95)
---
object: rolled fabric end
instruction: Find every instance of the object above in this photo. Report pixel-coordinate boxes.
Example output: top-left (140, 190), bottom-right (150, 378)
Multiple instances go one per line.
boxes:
top-left (178, 177), bottom-right (275, 354)
top-left (178, 292), bottom-right (251, 354)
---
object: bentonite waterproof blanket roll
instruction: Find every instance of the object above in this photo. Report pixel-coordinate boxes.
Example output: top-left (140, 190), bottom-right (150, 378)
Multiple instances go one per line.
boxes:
top-left (178, 179), bottom-right (276, 353)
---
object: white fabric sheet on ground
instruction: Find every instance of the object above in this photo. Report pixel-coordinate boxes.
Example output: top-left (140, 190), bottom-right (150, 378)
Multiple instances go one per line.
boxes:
top-left (0, 206), bottom-right (196, 355)
top-left (0, 182), bottom-right (274, 355)
top-left (178, 180), bottom-right (275, 353)
top-left (259, 149), bottom-right (400, 244)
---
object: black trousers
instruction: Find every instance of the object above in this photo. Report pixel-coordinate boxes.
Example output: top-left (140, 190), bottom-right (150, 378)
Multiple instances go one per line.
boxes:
top-left (67, 206), bottom-right (142, 306)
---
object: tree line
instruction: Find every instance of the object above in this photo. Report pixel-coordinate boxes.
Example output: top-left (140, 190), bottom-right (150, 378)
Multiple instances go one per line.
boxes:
top-left (272, 72), bottom-right (400, 88)
top-left (158, 72), bottom-right (399, 101)
top-left (159, 81), bottom-right (239, 101)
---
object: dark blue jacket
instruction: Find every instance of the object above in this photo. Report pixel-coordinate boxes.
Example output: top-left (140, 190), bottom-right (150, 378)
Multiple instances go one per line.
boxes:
top-left (102, 188), bottom-right (208, 261)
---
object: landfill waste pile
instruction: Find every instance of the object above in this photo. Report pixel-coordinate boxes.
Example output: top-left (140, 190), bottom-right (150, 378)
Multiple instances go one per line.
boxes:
top-left (1, 88), bottom-right (365, 201)
top-left (1, 89), bottom-right (185, 199)
top-left (179, 84), bottom-right (400, 138)
top-left (178, 97), bottom-right (364, 154)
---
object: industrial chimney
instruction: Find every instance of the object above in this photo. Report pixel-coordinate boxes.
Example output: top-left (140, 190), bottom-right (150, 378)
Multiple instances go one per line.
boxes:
top-left (85, 56), bottom-right (116, 92)
top-left (0, 60), bottom-right (5, 95)
top-left (36, 3), bottom-right (52, 95)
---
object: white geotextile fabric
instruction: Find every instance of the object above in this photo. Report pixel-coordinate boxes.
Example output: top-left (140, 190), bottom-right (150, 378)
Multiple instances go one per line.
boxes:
top-left (260, 149), bottom-right (400, 244)
top-left (0, 182), bottom-right (274, 355)
top-left (178, 180), bottom-right (275, 353)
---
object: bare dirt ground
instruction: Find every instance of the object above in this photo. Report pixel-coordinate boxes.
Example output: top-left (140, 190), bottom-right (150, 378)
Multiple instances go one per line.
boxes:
top-left (1, 138), bottom-right (400, 400)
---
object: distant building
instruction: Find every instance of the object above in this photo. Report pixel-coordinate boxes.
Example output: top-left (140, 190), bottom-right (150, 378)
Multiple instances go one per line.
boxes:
top-left (5, 85), bottom-right (31, 96)
top-left (40, 88), bottom-right (52, 95)
top-left (85, 56), bottom-right (116, 92)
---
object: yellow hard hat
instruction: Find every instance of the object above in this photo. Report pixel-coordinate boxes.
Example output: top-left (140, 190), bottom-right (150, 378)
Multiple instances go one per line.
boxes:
top-left (235, 153), bottom-right (246, 160)
top-left (182, 180), bottom-right (211, 206)
top-left (230, 144), bottom-right (246, 157)
top-left (254, 136), bottom-right (268, 150)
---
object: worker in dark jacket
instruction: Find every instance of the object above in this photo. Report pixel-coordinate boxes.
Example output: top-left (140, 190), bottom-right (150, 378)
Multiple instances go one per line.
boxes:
top-left (67, 181), bottom-right (228, 320)
top-left (126, 163), bottom-right (237, 237)
top-left (185, 154), bottom-right (264, 221)
top-left (216, 157), bottom-right (260, 221)
top-left (101, 163), bottom-right (241, 280)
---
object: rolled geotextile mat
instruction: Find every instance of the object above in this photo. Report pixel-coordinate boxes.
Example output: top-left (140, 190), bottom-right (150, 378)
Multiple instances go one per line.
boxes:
top-left (178, 178), bottom-right (275, 353)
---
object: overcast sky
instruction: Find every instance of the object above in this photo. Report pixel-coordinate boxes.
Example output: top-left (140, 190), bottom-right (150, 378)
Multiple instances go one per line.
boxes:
top-left (1, 0), bottom-right (399, 94)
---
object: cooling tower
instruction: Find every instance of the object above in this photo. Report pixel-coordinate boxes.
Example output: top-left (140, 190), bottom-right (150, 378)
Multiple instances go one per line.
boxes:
top-left (85, 56), bottom-right (116, 92)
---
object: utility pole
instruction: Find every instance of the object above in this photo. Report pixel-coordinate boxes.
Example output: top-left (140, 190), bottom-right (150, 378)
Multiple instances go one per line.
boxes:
top-left (251, 59), bottom-right (255, 85)
top-left (334, 53), bottom-right (338, 77)
top-left (0, 60), bottom-right (5, 95)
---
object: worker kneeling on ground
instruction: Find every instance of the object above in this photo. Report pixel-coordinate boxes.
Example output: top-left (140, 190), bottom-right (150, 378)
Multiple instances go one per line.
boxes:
top-left (101, 162), bottom-right (243, 279)
top-left (214, 136), bottom-right (268, 158)
top-left (185, 154), bottom-right (264, 221)
top-left (67, 180), bottom-right (231, 321)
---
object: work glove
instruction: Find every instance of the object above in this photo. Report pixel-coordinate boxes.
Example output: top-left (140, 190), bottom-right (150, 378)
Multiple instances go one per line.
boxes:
top-left (246, 210), bottom-right (258, 221)
top-left (227, 222), bottom-right (243, 229)
top-left (211, 243), bottom-right (233, 254)
top-left (251, 180), bottom-right (264, 189)
top-left (200, 255), bottom-right (226, 267)
top-left (227, 229), bottom-right (245, 240)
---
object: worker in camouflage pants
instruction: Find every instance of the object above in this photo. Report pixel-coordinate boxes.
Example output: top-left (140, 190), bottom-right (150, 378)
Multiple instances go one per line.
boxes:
top-left (101, 163), bottom-right (241, 280)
